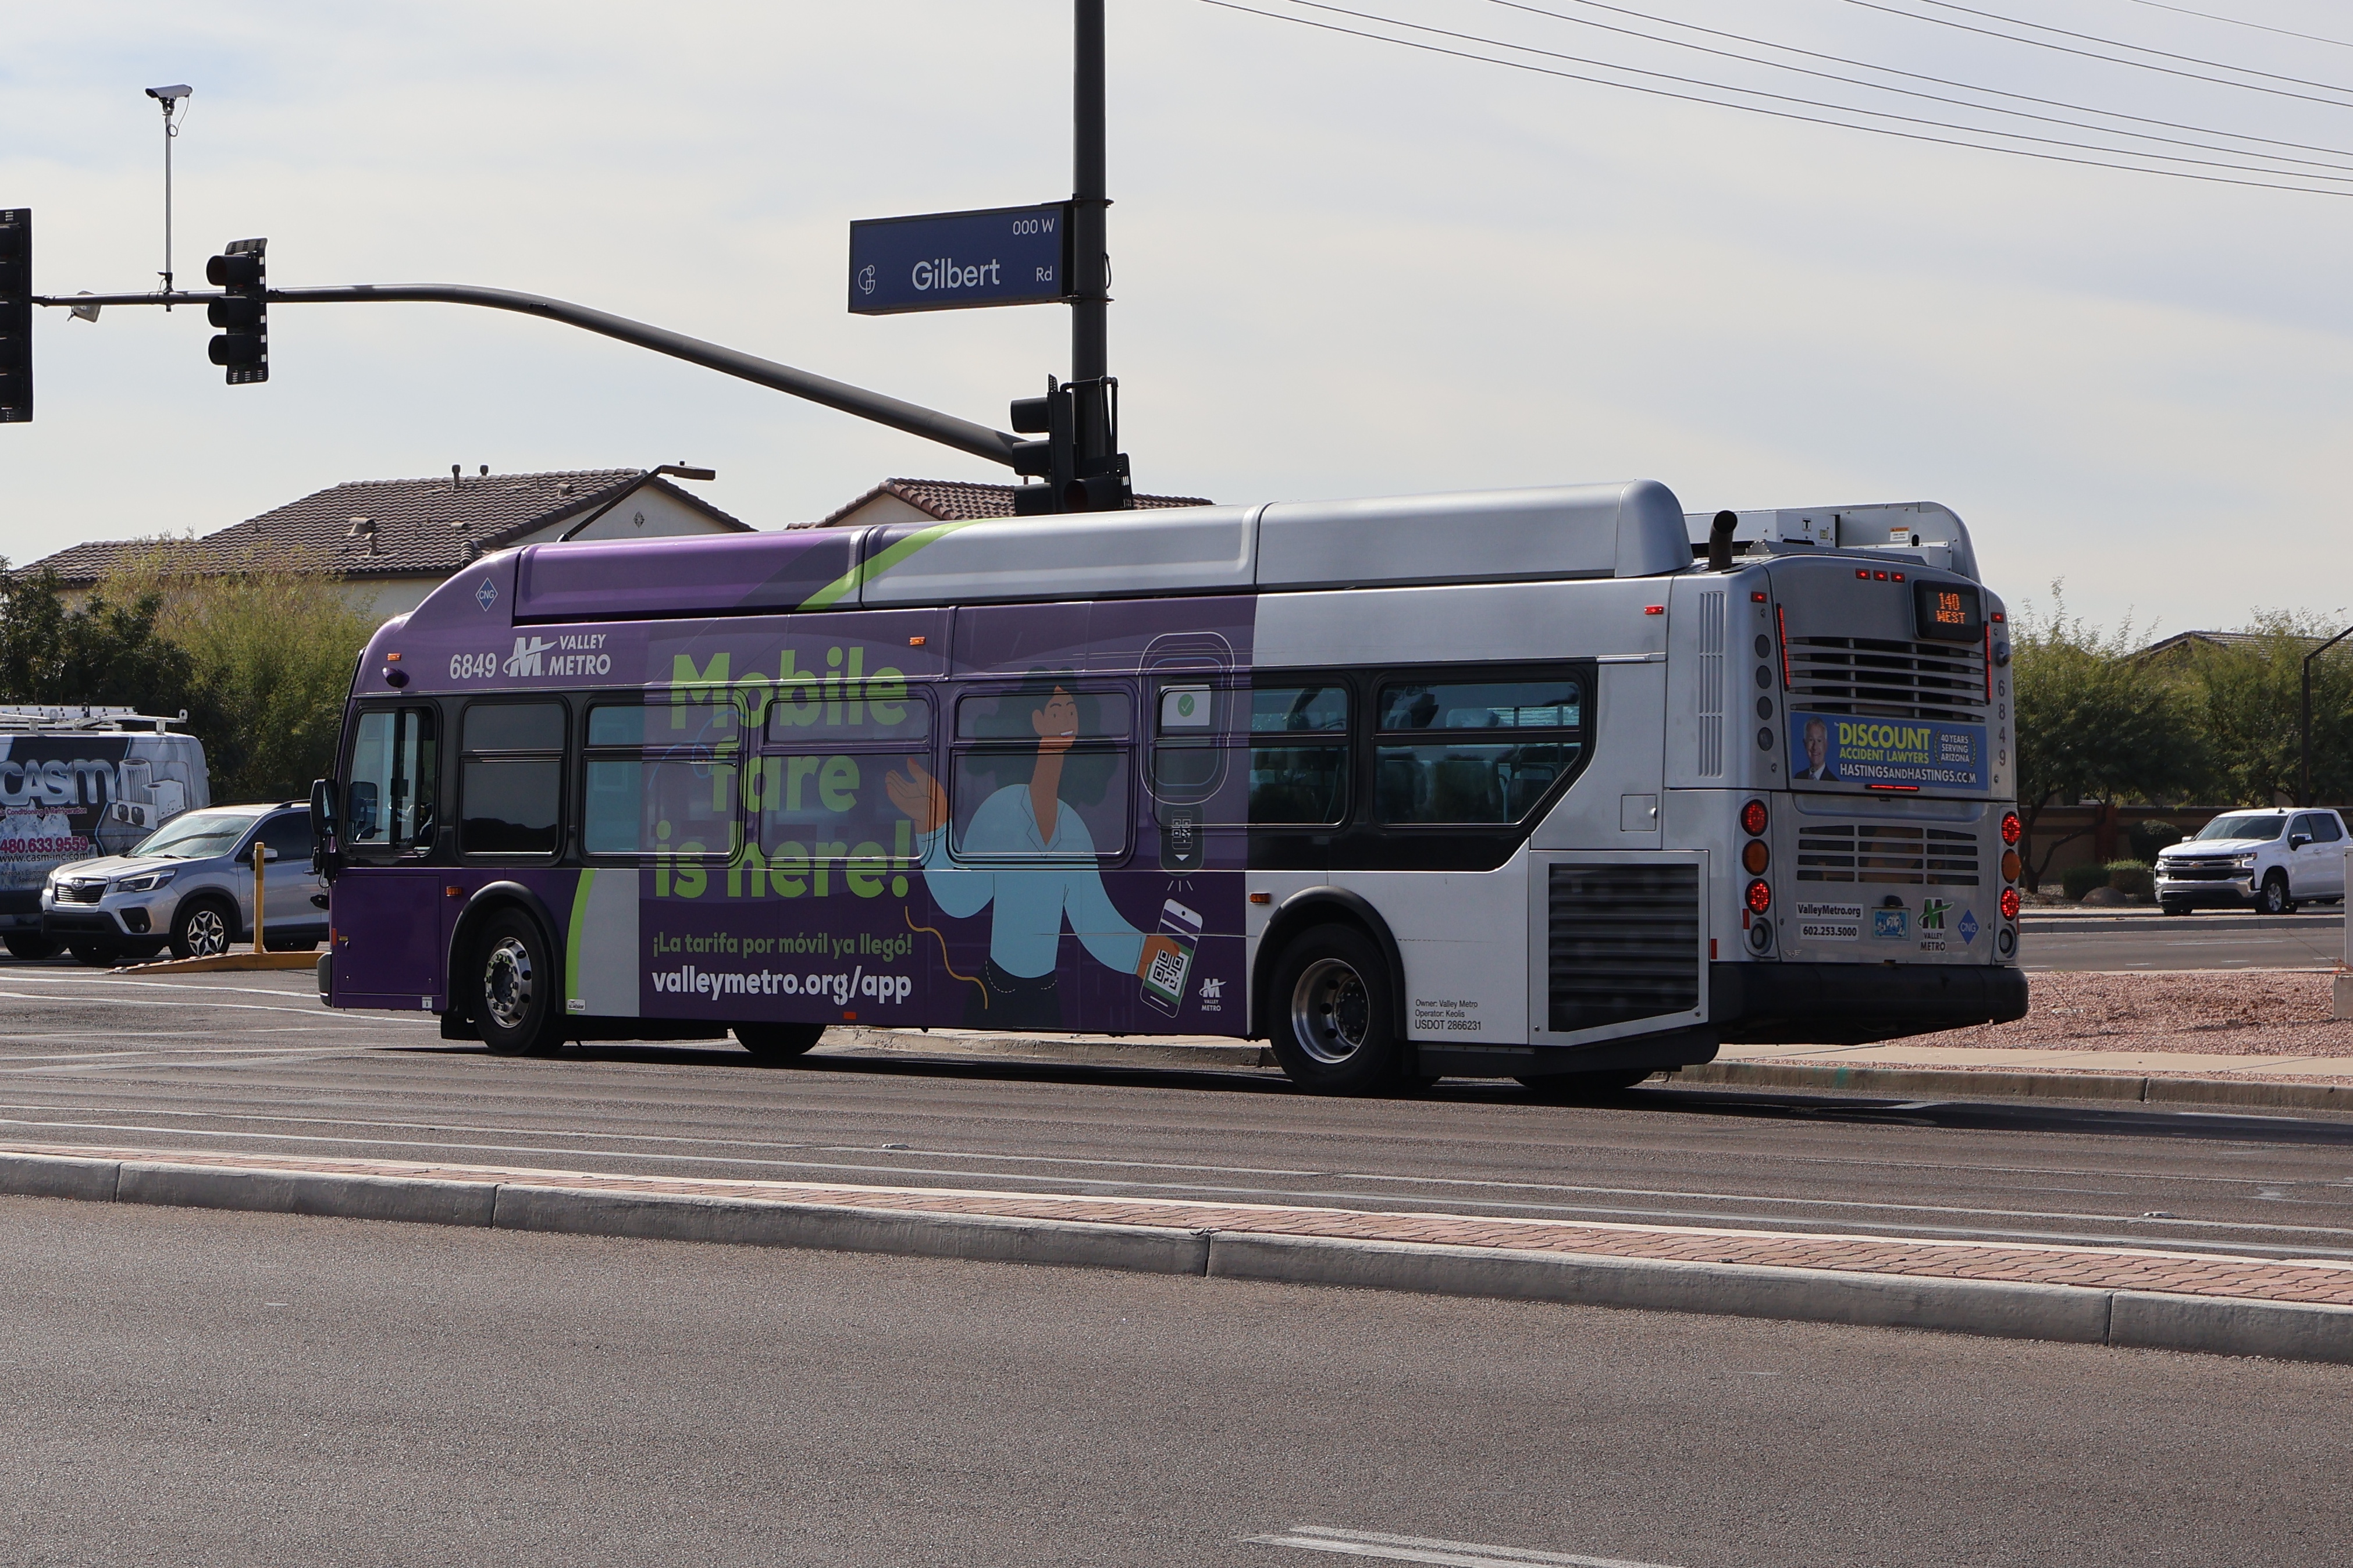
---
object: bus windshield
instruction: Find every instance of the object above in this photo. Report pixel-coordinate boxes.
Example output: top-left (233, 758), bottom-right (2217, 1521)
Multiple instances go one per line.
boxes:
top-left (132, 811), bottom-right (254, 860)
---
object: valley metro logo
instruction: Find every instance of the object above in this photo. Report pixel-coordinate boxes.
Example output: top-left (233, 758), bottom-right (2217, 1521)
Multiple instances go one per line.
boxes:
top-left (504, 635), bottom-right (555, 678)
top-left (1921, 898), bottom-right (1950, 931)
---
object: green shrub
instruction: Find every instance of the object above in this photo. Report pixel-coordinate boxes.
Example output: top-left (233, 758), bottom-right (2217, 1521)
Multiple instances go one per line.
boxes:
top-left (2062, 864), bottom-right (2113, 900)
top-left (2127, 820), bottom-right (2185, 861)
top-left (2105, 859), bottom-right (2155, 899)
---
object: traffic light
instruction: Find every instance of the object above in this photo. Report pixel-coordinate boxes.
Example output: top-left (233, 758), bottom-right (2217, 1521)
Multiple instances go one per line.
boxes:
top-left (0, 208), bottom-right (29, 423)
top-left (1010, 375), bottom-right (1131, 515)
top-left (204, 237), bottom-right (267, 384)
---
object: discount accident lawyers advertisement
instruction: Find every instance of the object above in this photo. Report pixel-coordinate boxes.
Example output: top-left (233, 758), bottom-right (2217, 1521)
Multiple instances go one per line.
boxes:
top-left (1786, 710), bottom-right (1987, 792)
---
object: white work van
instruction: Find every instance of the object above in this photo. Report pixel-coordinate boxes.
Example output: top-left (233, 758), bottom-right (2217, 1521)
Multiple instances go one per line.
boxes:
top-left (0, 707), bottom-right (210, 958)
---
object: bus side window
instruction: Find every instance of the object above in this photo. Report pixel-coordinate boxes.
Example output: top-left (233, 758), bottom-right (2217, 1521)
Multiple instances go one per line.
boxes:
top-left (1372, 674), bottom-right (1586, 825)
top-left (947, 685), bottom-right (1129, 863)
top-left (582, 697), bottom-right (739, 858)
top-left (460, 701), bottom-right (566, 857)
top-left (345, 705), bottom-right (439, 858)
top-left (1248, 684), bottom-right (1350, 826)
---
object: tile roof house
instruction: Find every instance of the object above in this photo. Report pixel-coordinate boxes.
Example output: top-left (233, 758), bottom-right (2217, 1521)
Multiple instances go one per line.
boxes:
top-left (800, 476), bottom-right (1215, 530)
top-left (2135, 630), bottom-right (2333, 660)
top-left (23, 466), bottom-right (750, 619)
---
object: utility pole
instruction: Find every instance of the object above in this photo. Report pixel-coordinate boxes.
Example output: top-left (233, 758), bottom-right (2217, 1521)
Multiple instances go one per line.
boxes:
top-left (2301, 625), bottom-right (2353, 807)
top-left (1072, 0), bottom-right (1108, 406)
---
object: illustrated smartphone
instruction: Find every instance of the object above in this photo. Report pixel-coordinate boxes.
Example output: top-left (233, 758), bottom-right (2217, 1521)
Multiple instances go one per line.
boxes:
top-left (1139, 898), bottom-right (1204, 1017)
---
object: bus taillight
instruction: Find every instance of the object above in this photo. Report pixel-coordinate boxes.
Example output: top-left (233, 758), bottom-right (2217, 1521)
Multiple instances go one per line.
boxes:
top-left (1740, 799), bottom-right (1768, 836)
top-left (2001, 850), bottom-right (2021, 883)
top-left (2000, 811), bottom-right (2022, 846)
top-left (1745, 879), bottom-right (1772, 915)
top-left (2000, 888), bottom-right (2021, 921)
top-left (1741, 840), bottom-right (1769, 875)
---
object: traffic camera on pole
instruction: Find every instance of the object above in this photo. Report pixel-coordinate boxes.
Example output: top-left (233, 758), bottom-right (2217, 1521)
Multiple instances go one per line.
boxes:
top-left (0, 209), bottom-right (30, 423)
top-left (204, 237), bottom-right (266, 384)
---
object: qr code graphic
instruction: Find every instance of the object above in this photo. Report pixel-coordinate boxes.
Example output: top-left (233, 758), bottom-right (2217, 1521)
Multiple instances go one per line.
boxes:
top-left (1148, 948), bottom-right (1187, 992)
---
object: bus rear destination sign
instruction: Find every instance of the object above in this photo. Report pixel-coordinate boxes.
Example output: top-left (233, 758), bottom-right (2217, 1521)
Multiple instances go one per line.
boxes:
top-left (848, 202), bottom-right (1073, 315)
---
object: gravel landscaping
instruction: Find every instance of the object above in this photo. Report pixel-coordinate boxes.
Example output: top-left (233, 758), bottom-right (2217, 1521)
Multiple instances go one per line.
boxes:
top-left (1922, 969), bottom-right (2353, 1057)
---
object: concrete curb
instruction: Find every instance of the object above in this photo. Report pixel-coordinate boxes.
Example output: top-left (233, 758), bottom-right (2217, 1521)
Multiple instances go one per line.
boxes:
top-left (490, 1185), bottom-right (1212, 1275)
top-left (120, 951), bottom-right (318, 974)
top-left (3, 1150), bottom-right (2348, 1366)
top-left (1207, 1232), bottom-right (2117, 1344)
top-left (1682, 1060), bottom-right (2353, 1113)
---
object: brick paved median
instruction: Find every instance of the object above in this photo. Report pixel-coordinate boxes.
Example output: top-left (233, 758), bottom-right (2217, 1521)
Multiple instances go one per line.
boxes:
top-left (8, 1140), bottom-right (2349, 1309)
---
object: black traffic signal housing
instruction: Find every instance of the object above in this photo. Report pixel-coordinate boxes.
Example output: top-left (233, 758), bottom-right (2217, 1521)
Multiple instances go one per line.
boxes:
top-left (0, 208), bottom-right (29, 423)
top-left (1010, 375), bottom-right (1131, 515)
top-left (205, 237), bottom-right (267, 384)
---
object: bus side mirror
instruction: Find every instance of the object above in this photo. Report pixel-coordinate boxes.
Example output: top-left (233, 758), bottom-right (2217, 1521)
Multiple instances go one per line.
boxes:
top-left (310, 778), bottom-right (344, 881)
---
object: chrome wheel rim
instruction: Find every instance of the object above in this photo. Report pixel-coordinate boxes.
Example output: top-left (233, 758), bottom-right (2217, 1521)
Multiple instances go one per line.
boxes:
top-left (184, 907), bottom-right (228, 957)
top-left (1290, 957), bottom-right (1370, 1065)
top-left (482, 936), bottom-right (535, 1032)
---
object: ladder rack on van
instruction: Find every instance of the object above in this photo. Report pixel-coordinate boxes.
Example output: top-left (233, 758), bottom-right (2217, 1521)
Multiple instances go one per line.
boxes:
top-left (0, 706), bottom-right (189, 733)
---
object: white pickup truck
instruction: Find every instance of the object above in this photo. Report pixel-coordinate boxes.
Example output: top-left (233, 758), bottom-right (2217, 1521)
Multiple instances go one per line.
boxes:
top-left (2154, 808), bottom-right (2350, 915)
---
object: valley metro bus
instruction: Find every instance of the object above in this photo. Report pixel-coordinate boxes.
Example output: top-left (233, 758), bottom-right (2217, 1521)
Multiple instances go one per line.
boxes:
top-left (309, 480), bottom-right (2027, 1094)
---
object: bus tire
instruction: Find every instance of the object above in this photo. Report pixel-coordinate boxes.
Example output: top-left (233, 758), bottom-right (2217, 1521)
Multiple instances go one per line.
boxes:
top-left (1267, 925), bottom-right (1405, 1095)
top-left (1517, 1068), bottom-right (1654, 1097)
top-left (735, 1022), bottom-right (825, 1064)
top-left (3, 932), bottom-right (60, 960)
top-left (472, 908), bottom-right (564, 1057)
top-left (170, 897), bottom-right (237, 960)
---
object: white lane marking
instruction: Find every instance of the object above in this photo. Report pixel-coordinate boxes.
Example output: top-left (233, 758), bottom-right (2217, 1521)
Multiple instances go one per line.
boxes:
top-left (0, 972), bottom-right (322, 999)
top-left (0, 1051), bottom-right (356, 1077)
top-left (0, 989), bottom-right (390, 1023)
top-left (1248, 1526), bottom-right (1676, 1568)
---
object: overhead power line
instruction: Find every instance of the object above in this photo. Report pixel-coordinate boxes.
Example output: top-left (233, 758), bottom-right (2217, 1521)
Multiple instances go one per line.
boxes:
top-left (1478, 0), bottom-right (2353, 173)
top-left (1841, 0), bottom-right (2353, 109)
top-left (2116, 0), bottom-right (2353, 54)
top-left (1487, 0), bottom-right (2353, 163)
top-left (1190, 0), bottom-right (2353, 197)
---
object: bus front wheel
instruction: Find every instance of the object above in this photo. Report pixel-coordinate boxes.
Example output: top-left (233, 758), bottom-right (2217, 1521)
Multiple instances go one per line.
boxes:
top-left (1268, 925), bottom-right (1405, 1095)
top-left (735, 1022), bottom-right (825, 1064)
top-left (473, 910), bottom-right (564, 1057)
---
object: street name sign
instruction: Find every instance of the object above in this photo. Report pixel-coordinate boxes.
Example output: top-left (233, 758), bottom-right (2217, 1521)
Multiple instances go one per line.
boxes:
top-left (848, 202), bottom-right (1072, 315)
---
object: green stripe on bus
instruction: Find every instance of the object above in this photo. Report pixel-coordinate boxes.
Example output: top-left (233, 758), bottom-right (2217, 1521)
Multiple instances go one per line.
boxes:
top-left (797, 519), bottom-right (977, 610)
top-left (566, 867), bottom-right (595, 1006)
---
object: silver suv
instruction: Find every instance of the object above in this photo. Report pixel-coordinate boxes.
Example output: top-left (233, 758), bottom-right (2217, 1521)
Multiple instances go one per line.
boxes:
top-left (38, 803), bottom-right (328, 965)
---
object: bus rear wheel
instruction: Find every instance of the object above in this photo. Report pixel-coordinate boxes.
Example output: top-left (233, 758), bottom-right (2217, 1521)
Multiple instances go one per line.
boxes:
top-left (735, 1022), bottom-right (825, 1064)
top-left (473, 910), bottom-right (564, 1057)
top-left (1268, 925), bottom-right (1405, 1095)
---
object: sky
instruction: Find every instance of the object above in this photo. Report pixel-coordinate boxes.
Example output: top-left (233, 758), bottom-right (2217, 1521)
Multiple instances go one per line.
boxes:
top-left (4, 0), bottom-right (2352, 639)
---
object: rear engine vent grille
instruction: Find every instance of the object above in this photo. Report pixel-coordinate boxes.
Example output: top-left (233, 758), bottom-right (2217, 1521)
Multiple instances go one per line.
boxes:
top-left (1785, 636), bottom-right (1988, 724)
top-left (1795, 822), bottom-right (1981, 886)
top-left (1547, 863), bottom-right (1700, 1032)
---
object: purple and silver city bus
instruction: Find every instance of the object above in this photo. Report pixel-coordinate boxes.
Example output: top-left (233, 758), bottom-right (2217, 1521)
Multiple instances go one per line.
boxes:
top-left (311, 481), bottom-right (2027, 1094)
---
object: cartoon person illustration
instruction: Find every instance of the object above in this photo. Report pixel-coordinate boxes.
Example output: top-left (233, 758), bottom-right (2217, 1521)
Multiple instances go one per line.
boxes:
top-left (885, 675), bottom-right (1179, 1028)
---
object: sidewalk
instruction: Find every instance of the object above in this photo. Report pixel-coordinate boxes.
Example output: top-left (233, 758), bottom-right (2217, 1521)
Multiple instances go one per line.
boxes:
top-left (3, 1141), bottom-right (2347, 1363)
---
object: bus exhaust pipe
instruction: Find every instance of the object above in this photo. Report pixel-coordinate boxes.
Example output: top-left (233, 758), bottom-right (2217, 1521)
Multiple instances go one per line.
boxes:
top-left (1707, 509), bottom-right (1739, 571)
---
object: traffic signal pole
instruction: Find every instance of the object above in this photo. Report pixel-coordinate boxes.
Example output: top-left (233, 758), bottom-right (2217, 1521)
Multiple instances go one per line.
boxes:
top-left (33, 280), bottom-right (1029, 468)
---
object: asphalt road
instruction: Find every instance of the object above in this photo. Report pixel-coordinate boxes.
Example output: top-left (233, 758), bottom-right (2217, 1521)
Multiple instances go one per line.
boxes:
top-left (1, 1193), bottom-right (2344, 1567)
top-left (2021, 909), bottom-right (2345, 970)
top-left (2, 961), bottom-right (2351, 1270)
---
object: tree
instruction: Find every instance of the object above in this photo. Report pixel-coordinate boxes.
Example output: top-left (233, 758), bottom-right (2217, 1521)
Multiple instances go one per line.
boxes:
top-left (0, 564), bottom-right (196, 716)
top-left (2012, 589), bottom-right (2204, 886)
top-left (97, 540), bottom-right (376, 803)
top-left (2177, 610), bottom-right (2353, 808)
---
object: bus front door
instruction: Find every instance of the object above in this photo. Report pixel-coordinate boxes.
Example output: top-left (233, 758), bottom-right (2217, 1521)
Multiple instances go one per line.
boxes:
top-left (330, 872), bottom-right (445, 1010)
